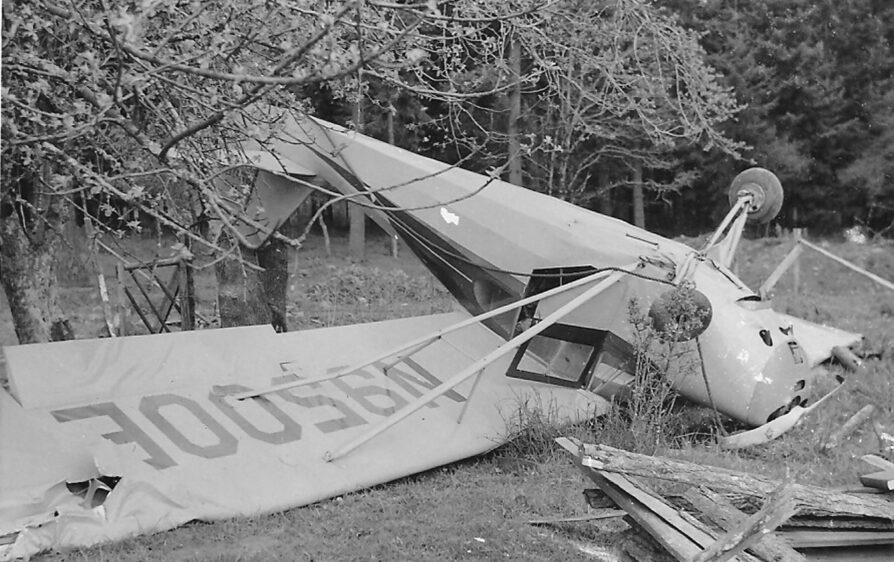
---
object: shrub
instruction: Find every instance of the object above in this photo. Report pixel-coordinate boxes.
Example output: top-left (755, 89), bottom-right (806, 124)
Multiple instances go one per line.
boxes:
top-left (590, 288), bottom-right (704, 454)
top-left (499, 287), bottom-right (707, 460)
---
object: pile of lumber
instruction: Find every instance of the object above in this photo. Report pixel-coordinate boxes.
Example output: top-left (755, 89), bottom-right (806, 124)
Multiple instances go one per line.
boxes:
top-left (556, 438), bottom-right (894, 562)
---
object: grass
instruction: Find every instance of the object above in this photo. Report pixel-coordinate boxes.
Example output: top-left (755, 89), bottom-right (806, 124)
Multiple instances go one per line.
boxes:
top-left (39, 461), bottom-right (620, 562)
top-left (3, 229), bottom-right (894, 560)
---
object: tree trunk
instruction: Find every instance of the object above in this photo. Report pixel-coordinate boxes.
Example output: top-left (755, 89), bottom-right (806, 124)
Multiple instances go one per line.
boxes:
top-left (387, 105), bottom-right (399, 259)
top-left (596, 167), bottom-right (614, 216)
top-left (632, 162), bottom-right (645, 229)
top-left (58, 209), bottom-right (90, 287)
top-left (329, 201), bottom-right (348, 230)
top-left (508, 40), bottom-right (523, 187)
top-left (214, 234), bottom-right (268, 328)
top-left (209, 167), bottom-right (290, 331)
top-left (348, 203), bottom-right (365, 260)
top-left (257, 230), bottom-right (292, 333)
top-left (0, 191), bottom-right (74, 343)
top-left (349, 90), bottom-right (366, 260)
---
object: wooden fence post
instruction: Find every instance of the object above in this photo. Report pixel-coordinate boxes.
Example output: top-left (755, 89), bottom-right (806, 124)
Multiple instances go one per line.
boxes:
top-left (179, 256), bottom-right (195, 330)
top-left (116, 263), bottom-right (130, 336)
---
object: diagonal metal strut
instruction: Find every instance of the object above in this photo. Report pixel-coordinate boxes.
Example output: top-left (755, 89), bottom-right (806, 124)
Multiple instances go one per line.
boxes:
top-left (228, 266), bottom-right (626, 401)
top-left (322, 264), bottom-right (638, 462)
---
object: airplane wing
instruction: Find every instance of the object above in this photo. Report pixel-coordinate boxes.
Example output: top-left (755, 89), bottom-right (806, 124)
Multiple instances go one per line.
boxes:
top-left (0, 312), bottom-right (606, 560)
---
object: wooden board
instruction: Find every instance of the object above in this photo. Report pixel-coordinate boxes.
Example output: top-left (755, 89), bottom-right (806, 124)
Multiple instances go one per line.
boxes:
top-left (684, 487), bottom-right (806, 562)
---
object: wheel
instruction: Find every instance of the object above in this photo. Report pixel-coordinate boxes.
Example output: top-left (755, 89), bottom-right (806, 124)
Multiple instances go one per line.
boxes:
top-left (728, 167), bottom-right (784, 224)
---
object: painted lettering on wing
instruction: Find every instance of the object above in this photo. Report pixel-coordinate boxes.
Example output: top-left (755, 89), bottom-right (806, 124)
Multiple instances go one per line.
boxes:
top-left (50, 364), bottom-right (466, 469)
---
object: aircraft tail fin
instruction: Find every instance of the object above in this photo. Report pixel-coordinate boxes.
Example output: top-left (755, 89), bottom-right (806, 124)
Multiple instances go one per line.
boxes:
top-left (778, 313), bottom-right (862, 367)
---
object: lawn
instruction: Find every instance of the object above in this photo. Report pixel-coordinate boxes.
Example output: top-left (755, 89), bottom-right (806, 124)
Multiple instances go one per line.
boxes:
top-left (2, 229), bottom-right (893, 561)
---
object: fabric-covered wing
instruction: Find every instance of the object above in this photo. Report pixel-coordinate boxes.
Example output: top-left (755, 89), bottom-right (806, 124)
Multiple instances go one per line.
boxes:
top-left (0, 313), bottom-right (605, 560)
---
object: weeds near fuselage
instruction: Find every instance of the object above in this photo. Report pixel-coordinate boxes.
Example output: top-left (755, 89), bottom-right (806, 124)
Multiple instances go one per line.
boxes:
top-left (609, 286), bottom-right (707, 454)
top-left (499, 397), bottom-right (565, 462)
top-left (499, 284), bottom-right (709, 459)
top-left (498, 395), bottom-right (594, 462)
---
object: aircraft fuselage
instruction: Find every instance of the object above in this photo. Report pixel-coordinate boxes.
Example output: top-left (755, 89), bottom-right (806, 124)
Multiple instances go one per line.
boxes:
top-left (271, 116), bottom-right (813, 427)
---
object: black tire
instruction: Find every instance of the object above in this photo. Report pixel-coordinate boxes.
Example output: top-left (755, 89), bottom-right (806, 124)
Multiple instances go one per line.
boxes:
top-left (728, 167), bottom-right (784, 224)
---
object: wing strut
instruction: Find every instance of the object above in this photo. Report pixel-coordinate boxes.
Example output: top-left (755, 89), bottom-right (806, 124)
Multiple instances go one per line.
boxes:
top-left (455, 369), bottom-right (484, 425)
top-left (703, 194), bottom-right (752, 251)
top-left (323, 263), bottom-right (638, 462)
top-left (227, 266), bottom-right (624, 402)
top-left (677, 195), bottom-right (753, 282)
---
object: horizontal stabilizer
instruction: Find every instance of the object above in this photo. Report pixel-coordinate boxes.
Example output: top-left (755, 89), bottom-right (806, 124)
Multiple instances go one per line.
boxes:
top-left (778, 313), bottom-right (862, 366)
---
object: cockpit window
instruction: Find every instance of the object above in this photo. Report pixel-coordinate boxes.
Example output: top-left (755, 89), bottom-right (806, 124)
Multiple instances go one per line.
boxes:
top-left (507, 324), bottom-right (604, 388)
top-left (507, 265), bottom-right (636, 390)
top-left (516, 336), bottom-right (596, 384)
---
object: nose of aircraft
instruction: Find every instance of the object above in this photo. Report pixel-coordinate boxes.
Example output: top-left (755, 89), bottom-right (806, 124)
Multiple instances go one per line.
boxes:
top-left (745, 336), bottom-right (812, 426)
top-left (682, 267), bottom-right (817, 428)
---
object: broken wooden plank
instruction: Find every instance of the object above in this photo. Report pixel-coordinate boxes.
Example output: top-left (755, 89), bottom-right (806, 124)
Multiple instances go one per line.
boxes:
top-left (781, 529), bottom-right (894, 548)
top-left (693, 483), bottom-right (798, 562)
top-left (527, 509), bottom-right (625, 525)
top-left (784, 516), bottom-right (894, 531)
top-left (601, 472), bottom-right (720, 549)
top-left (684, 487), bottom-right (807, 562)
top-left (822, 405), bottom-right (876, 452)
top-left (589, 471), bottom-right (706, 562)
top-left (557, 439), bottom-right (763, 562)
top-left (556, 436), bottom-right (583, 456)
top-left (573, 442), bottom-right (894, 522)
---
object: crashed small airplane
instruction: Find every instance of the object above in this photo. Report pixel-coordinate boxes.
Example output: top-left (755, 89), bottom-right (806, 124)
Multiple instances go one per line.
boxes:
top-left (0, 115), bottom-right (864, 559)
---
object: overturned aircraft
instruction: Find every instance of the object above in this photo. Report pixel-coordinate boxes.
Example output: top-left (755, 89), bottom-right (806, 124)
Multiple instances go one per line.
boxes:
top-left (0, 115), bottom-right (862, 559)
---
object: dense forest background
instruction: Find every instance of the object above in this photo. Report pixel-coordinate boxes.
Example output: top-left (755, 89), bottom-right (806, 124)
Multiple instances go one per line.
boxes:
top-left (326, 0), bottom-right (894, 237)
top-left (663, 0), bottom-right (893, 236)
